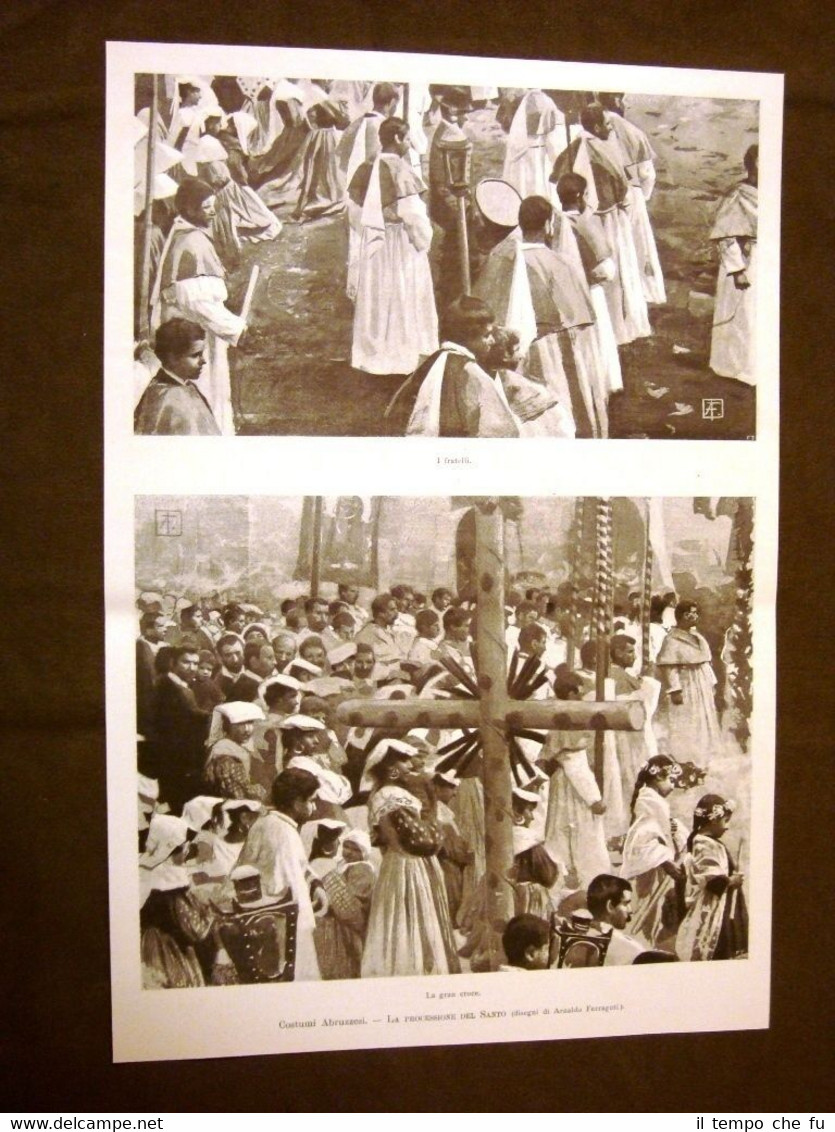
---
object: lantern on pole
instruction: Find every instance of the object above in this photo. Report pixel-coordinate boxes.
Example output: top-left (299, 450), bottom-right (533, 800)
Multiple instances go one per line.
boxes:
top-left (438, 130), bottom-right (473, 295)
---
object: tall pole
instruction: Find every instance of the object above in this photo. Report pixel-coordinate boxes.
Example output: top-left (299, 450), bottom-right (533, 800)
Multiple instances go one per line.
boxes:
top-left (474, 501), bottom-right (515, 969)
top-left (456, 193), bottom-right (471, 295)
top-left (566, 496), bottom-right (585, 670)
top-left (641, 499), bottom-right (654, 675)
top-left (139, 74), bottom-right (159, 343)
top-left (310, 496), bottom-right (324, 599)
top-left (593, 497), bottom-right (613, 790)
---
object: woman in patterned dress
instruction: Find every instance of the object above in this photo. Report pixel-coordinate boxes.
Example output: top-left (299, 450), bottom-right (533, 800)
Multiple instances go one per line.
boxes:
top-left (360, 740), bottom-right (460, 977)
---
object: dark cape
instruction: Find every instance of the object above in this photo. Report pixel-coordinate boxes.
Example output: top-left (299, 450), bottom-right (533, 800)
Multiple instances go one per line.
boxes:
top-left (134, 371), bottom-right (221, 436)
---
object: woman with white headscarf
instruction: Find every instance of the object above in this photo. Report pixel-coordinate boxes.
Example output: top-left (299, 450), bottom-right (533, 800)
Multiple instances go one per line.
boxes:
top-left (203, 701), bottom-right (267, 802)
top-left (313, 828), bottom-right (377, 980)
top-left (360, 740), bottom-right (460, 978)
top-left (139, 814), bottom-right (214, 988)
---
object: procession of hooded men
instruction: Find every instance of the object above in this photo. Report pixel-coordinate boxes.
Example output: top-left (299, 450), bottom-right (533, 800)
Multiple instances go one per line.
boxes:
top-left (137, 515), bottom-right (750, 987)
top-left (133, 78), bottom-right (758, 439)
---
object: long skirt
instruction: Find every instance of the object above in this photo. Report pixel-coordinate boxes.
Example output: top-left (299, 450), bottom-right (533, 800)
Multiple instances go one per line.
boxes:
top-left (212, 180), bottom-right (282, 267)
top-left (249, 121), bottom-right (310, 202)
top-left (527, 329), bottom-right (607, 439)
top-left (590, 283), bottom-right (623, 395)
top-left (656, 666), bottom-right (722, 766)
top-left (295, 128), bottom-right (345, 221)
top-left (676, 883), bottom-right (748, 961)
top-left (141, 927), bottom-right (205, 989)
top-left (710, 243), bottom-right (756, 384)
top-left (600, 208), bottom-right (651, 345)
top-left (361, 852), bottom-right (460, 977)
top-left (630, 867), bottom-right (681, 951)
top-left (352, 225), bottom-right (439, 375)
top-left (628, 186), bottom-right (666, 304)
top-left (452, 777), bottom-right (485, 928)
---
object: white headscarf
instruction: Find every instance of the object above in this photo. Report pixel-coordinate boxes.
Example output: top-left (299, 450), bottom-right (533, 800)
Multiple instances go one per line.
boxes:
top-left (181, 795), bottom-right (224, 832)
top-left (139, 813), bottom-right (192, 905)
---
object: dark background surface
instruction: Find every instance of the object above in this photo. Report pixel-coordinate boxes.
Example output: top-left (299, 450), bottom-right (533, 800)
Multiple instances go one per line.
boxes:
top-left (2, 0), bottom-right (833, 1113)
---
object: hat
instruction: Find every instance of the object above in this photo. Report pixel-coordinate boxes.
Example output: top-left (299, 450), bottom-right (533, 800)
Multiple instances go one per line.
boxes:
top-left (278, 713), bottom-right (327, 732)
top-left (342, 828), bottom-right (372, 857)
top-left (404, 729), bottom-right (437, 757)
top-left (512, 785), bottom-right (541, 806)
top-left (512, 825), bottom-right (559, 859)
top-left (373, 682), bottom-right (414, 700)
top-left (181, 795), bottom-right (224, 832)
top-left (272, 79), bottom-right (305, 103)
top-left (360, 738), bottom-right (420, 793)
top-left (222, 798), bottom-right (262, 813)
top-left (138, 773), bottom-right (159, 807)
top-left (307, 676), bottom-right (354, 698)
top-left (135, 170), bottom-right (181, 217)
top-left (438, 85), bottom-right (472, 110)
top-left (207, 701), bottom-right (266, 747)
top-left (328, 642), bottom-right (358, 667)
top-left (475, 177), bottom-right (522, 227)
top-left (316, 818), bottom-right (347, 836)
top-left (217, 702), bottom-right (265, 726)
top-left (259, 672), bottom-right (302, 696)
top-left (134, 114), bottom-right (149, 145)
top-left (139, 813), bottom-right (191, 869)
top-left (243, 621), bottom-right (271, 639)
top-left (289, 658), bottom-right (323, 677)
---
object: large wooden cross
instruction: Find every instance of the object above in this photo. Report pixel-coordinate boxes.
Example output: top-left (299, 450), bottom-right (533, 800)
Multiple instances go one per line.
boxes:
top-left (336, 499), bottom-right (644, 969)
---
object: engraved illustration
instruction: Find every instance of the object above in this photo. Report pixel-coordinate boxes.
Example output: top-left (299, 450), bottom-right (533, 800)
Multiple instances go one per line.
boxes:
top-left (129, 75), bottom-right (759, 439)
top-left (134, 495), bottom-right (753, 985)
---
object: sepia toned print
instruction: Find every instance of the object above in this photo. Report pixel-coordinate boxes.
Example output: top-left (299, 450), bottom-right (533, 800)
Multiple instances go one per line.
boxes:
top-left (129, 72), bottom-right (762, 440)
top-left (106, 44), bottom-right (779, 1063)
top-left (134, 495), bottom-right (753, 987)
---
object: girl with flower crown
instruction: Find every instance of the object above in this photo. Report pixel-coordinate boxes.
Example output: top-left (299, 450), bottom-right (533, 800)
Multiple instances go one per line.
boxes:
top-left (620, 754), bottom-right (687, 951)
top-left (676, 794), bottom-right (748, 961)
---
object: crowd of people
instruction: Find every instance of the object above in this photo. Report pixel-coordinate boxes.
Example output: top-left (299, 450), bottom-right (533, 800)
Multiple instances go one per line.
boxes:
top-left (133, 79), bottom-right (758, 437)
top-left (136, 573), bottom-right (748, 988)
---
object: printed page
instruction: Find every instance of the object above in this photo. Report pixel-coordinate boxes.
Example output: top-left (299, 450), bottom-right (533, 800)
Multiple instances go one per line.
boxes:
top-left (105, 42), bottom-right (781, 1062)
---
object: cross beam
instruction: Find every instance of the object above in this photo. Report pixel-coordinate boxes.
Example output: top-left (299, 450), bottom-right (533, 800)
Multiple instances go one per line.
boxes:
top-left (335, 501), bottom-right (645, 969)
top-left (338, 698), bottom-right (644, 732)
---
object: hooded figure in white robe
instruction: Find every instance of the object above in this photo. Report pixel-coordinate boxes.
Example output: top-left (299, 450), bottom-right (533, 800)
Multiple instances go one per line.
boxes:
top-left (502, 89), bottom-right (569, 207)
top-left (347, 119), bottom-right (439, 374)
top-left (550, 104), bottom-right (650, 346)
top-left (602, 97), bottom-right (666, 304)
top-left (709, 147), bottom-right (758, 384)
